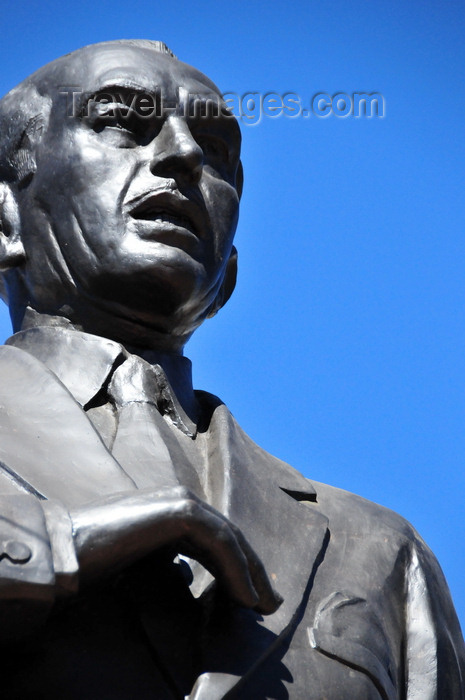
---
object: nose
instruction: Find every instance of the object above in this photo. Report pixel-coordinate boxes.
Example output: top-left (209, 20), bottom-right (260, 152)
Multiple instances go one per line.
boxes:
top-left (150, 116), bottom-right (203, 187)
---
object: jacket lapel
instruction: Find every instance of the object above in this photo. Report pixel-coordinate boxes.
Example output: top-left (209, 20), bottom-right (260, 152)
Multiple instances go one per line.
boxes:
top-left (0, 345), bottom-right (136, 508)
top-left (189, 396), bottom-right (329, 699)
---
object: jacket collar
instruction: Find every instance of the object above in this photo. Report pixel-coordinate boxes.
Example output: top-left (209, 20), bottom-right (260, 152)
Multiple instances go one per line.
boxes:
top-left (6, 326), bottom-right (124, 407)
top-left (0, 343), bottom-right (137, 507)
top-left (6, 326), bottom-right (198, 436)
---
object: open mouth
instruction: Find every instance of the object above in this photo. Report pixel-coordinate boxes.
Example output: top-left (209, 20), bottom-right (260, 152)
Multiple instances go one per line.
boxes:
top-left (127, 190), bottom-right (205, 238)
top-left (131, 207), bottom-right (195, 232)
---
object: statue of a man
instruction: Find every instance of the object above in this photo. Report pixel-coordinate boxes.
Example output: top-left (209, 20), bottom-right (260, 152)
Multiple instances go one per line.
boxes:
top-left (0, 40), bottom-right (462, 699)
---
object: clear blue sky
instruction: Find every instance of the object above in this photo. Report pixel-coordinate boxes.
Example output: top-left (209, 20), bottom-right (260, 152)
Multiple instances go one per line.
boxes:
top-left (0, 0), bottom-right (464, 629)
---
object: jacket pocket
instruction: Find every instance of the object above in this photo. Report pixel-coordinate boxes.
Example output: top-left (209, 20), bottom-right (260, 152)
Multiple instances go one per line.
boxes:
top-left (308, 591), bottom-right (397, 700)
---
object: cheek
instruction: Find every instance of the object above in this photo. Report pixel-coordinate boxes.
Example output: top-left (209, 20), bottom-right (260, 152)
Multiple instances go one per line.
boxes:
top-left (201, 177), bottom-right (239, 256)
top-left (32, 145), bottom-right (134, 251)
top-left (39, 129), bottom-right (135, 199)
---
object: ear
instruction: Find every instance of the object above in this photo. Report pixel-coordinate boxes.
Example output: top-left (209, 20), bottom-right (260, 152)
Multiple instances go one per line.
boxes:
top-left (207, 245), bottom-right (238, 318)
top-left (0, 183), bottom-right (25, 272)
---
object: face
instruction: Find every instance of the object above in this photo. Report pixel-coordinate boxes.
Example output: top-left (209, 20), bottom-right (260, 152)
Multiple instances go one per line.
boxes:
top-left (14, 44), bottom-right (241, 348)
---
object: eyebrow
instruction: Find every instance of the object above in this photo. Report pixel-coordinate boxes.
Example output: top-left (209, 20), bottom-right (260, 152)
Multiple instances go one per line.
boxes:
top-left (77, 82), bottom-right (154, 112)
top-left (88, 80), bottom-right (152, 95)
top-left (76, 81), bottom-right (242, 143)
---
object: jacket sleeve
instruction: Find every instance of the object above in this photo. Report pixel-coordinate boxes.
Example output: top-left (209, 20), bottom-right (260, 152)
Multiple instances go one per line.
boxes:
top-left (405, 534), bottom-right (465, 699)
top-left (0, 494), bottom-right (78, 642)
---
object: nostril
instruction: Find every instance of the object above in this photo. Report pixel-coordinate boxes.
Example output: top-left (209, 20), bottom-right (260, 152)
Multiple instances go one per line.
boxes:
top-left (149, 117), bottom-right (204, 185)
top-left (150, 148), bottom-right (203, 185)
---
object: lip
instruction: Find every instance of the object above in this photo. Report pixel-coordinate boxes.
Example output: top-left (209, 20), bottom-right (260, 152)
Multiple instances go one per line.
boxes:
top-left (125, 189), bottom-right (207, 239)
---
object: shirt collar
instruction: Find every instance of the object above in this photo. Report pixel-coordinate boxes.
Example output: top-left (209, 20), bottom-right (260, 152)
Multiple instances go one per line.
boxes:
top-left (5, 326), bottom-right (198, 436)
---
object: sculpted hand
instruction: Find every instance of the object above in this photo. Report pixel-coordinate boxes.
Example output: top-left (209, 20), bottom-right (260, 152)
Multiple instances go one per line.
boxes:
top-left (71, 486), bottom-right (282, 615)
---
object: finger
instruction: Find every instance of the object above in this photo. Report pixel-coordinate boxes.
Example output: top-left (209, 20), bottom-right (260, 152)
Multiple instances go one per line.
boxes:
top-left (178, 498), bottom-right (282, 613)
top-left (178, 504), bottom-right (260, 609)
top-left (227, 521), bottom-right (283, 615)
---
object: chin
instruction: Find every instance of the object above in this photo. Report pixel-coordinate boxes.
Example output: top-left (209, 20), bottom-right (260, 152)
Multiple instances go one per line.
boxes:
top-left (79, 263), bottom-right (209, 324)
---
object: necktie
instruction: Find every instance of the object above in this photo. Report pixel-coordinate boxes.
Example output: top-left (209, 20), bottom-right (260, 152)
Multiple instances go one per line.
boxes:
top-left (107, 355), bottom-right (203, 694)
top-left (108, 354), bottom-right (198, 491)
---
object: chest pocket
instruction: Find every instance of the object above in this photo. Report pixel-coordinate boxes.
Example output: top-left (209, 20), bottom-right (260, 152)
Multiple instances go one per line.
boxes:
top-left (308, 592), bottom-right (397, 700)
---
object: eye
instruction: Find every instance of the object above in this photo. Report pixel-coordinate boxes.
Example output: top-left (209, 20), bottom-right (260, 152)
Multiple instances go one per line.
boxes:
top-left (93, 107), bottom-right (139, 133)
top-left (196, 135), bottom-right (230, 164)
top-left (85, 98), bottom-right (145, 146)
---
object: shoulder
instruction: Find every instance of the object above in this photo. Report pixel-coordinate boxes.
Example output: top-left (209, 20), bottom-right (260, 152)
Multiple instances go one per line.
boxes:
top-left (312, 478), bottom-right (417, 541)
top-left (309, 478), bottom-right (463, 631)
top-left (309, 478), bottom-right (450, 579)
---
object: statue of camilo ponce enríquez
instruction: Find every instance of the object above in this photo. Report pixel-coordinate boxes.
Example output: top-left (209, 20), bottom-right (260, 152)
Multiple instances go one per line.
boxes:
top-left (0, 39), bottom-right (462, 699)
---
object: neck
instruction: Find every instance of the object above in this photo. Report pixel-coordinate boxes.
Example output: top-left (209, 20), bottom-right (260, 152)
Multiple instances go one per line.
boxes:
top-left (16, 304), bottom-right (194, 355)
top-left (15, 306), bottom-right (200, 424)
top-left (128, 345), bottom-right (187, 393)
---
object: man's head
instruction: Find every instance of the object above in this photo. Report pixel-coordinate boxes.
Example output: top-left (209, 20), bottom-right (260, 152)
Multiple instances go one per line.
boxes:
top-left (0, 40), bottom-right (242, 352)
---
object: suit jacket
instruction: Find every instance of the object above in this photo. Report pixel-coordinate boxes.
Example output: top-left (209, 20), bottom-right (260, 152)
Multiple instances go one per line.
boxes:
top-left (0, 339), bottom-right (463, 699)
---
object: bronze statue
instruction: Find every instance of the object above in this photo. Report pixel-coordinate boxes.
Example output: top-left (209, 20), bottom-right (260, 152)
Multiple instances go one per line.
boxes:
top-left (0, 40), bottom-right (462, 699)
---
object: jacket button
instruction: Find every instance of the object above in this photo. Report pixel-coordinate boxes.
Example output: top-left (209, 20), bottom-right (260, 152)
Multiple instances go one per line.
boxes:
top-left (3, 540), bottom-right (32, 564)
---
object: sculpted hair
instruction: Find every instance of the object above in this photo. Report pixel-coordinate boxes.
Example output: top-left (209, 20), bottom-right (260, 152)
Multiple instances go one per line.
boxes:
top-left (0, 83), bottom-right (50, 184)
top-left (0, 83), bottom-right (51, 304)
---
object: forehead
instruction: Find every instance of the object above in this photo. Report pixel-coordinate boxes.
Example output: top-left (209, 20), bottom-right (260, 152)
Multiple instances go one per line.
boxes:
top-left (45, 45), bottom-right (222, 103)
